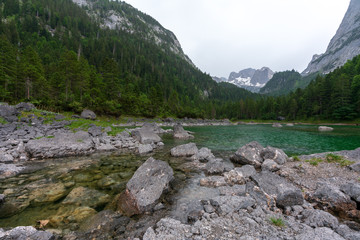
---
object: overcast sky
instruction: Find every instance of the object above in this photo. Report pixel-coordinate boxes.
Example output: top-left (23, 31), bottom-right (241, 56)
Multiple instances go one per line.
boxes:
top-left (123, 0), bottom-right (350, 78)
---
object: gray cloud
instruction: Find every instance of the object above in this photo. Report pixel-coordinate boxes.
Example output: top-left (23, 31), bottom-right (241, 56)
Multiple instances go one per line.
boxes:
top-left (124, 0), bottom-right (350, 77)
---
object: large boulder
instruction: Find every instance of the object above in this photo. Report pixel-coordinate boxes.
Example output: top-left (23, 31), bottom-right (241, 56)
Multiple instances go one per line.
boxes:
top-left (173, 123), bottom-right (194, 140)
top-left (15, 102), bottom-right (36, 112)
top-left (340, 182), bottom-right (360, 203)
top-left (0, 226), bottom-right (54, 240)
top-left (251, 171), bottom-right (304, 208)
top-left (118, 157), bottom-right (173, 216)
top-left (260, 146), bottom-right (288, 165)
top-left (301, 209), bottom-right (339, 229)
top-left (131, 128), bottom-right (161, 144)
top-left (81, 109), bottom-right (96, 120)
top-left (310, 183), bottom-right (357, 215)
top-left (141, 122), bottom-right (165, 134)
top-left (25, 131), bottom-right (95, 159)
top-left (0, 104), bottom-right (19, 122)
top-left (170, 143), bottom-right (198, 157)
top-left (193, 147), bottom-right (215, 162)
top-left (205, 159), bottom-right (225, 175)
top-left (230, 141), bottom-right (264, 167)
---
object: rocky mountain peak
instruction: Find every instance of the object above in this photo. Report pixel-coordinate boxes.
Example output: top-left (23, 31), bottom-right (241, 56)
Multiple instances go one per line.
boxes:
top-left (302, 0), bottom-right (360, 75)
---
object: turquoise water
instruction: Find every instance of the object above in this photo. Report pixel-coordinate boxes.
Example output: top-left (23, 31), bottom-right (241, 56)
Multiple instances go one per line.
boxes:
top-left (183, 124), bottom-right (360, 156)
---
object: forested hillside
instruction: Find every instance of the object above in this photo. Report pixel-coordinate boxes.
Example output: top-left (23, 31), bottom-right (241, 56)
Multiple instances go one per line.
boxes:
top-left (0, 0), bottom-right (256, 118)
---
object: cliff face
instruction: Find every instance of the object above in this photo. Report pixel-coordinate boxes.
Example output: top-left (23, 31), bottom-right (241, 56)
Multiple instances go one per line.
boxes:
top-left (302, 0), bottom-right (360, 75)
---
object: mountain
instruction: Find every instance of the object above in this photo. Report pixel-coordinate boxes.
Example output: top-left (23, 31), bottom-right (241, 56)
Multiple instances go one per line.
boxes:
top-left (213, 67), bottom-right (274, 93)
top-left (0, 0), bottom-right (256, 119)
top-left (302, 0), bottom-right (360, 75)
top-left (259, 70), bottom-right (302, 96)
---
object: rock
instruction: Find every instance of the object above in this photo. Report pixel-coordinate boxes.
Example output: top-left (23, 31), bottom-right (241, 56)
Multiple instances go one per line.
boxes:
top-left (224, 169), bottom-right (246, 185)
top-left (262, 159), bottom-right (280, 172)
top-left (210, 196), bottom-right (256, 215)
top-left (72, 115), bottom-right (80, 118)
top-left (0, 226), bottom-right (54, 240)
top-left (96, 143), bottom-right (116, 151)
top-left (301, 209), bottom-right (339, 229)
top-left (29, 182), bottom-right (67, 204)
top-left (251, 172), bottom-right (304, 208)
top-left (173, 123), bottom-right (194, 139)
top-left (0, 163), bottom-right (25, 179)
top-left (0, 104), bottom-right (19, 122)
top-left (349, 162), bottom-right (360, 172)
top-left (15, 102), bottom-right (36, 112)
top-left (170, 143), bottom-right (198, 157)
top-left (205, 159), bottom-right (225, 175)
top-left (118, 157), bottom-right (173, 216)
top-left (62, 187), bottom-right (111, 208)
top-left (51, 206), bottom-right (97, 227)
top-left (272, 123), bottom-right (282, 128)
top-left (311, 183), bottom-right (357, 214)
top-left (0, 194), bottom-right (4, 206)
top-left (81, 109), bottom-right (96, 120)
top-left (218, 185), bottom-right (246, 196)
top-left (260, 146), bottom-right (288, 165)
top-left (195, 147), bottom-right (215, 162)
top-left (25, 131), bottom-right (95, 159)
top-left (336, 224), bottom-right (360, 240)
top-left (341, 182), bottom-right (360, 202)
top-left (141, 122), bottom-right (164, 134)
top-left (54, 114), bottom-right (65, 120)
top-left (131, 128), bottom-right (161, 144)
top-left (0, 151), bottom-right (14, 163)
top-left (230, 141), bottom-right (264, 167)
top-left (295, 227), bottom-right (345, 240)
top-left (238, 165), bottom-right (257, 178)
top-left (138, 144), bottom-right (153, 154)
top-left (88, 125), bottom-right (103, 137)
top-left (286, 123), bottom-right (294, 126)
top-left (199, 176), bottom-right (227, 187)
top-left (319, 126), bottom-right (334, 131)
top-left (246, 181), bottom-right (276, 209)
top-left (143, 218), bottom-right (192, 240)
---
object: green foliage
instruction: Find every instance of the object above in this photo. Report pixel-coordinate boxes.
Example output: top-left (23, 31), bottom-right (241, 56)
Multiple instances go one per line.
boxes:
top-left (269, 217), bottom-right (286, 227)
top-left (326, 153), bottom-right (354, 167)
top-left (292, 156), bottom-right (300, 162)
top-left (305, 158), bottom-right (323, 166)
top-left (0, 117), bottom-right (8, 124)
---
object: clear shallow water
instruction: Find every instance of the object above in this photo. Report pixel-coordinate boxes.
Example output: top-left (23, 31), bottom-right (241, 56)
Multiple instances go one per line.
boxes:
top-left (185, 124), bottom-right (360, 156)
top-left (1, 124), bottom-right (360, 229)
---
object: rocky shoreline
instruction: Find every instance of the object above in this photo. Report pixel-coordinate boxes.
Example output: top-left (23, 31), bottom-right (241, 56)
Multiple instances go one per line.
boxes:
top-left (1, 103), bottom-right (360, 239)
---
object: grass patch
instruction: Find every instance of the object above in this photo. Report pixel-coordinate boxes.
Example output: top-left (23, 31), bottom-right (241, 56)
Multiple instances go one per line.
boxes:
top-left (46, 135), bottom-right (54, 139)
top-left (305, 158), bottom-right (323, 166)
top-left (0, 117), bottom-right (8, 124)
top-left (326, 153), bottom-right (355, 167)
top-left (292, 156), bottom-right (300, 161)
top-left (269, 217), bottom-right (286, 227)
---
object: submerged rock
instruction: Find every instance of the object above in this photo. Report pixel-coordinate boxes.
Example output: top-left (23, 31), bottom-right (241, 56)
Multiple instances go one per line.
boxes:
top-left (118, 157), bottom-right (173, 216)
top-left (62, 186), bottom-right (111, 208)
top-left (138, 144), bottom-right (153, 154)
top-left (170, 143), bottom-right (198, 157)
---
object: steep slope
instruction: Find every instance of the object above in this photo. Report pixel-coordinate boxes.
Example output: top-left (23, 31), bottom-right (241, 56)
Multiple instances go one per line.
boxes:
top-left (303, 0), bottom-right (360, 75)
top-left (0, 0), bottom-right (256, 118)
top-left (213, 67), bottom-right (274, 93)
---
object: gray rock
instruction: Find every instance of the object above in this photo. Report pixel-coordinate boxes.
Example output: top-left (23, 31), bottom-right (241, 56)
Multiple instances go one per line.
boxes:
top-left (301, 209), bottom-right (339, 229)
top-left (246, 181), bottom-right (276, 209)
top-left (54, 114), bottom-right (65, 120)
top-left (341, 182), bottom-right (360, 202)
top-left (218, 185), bottom-right (246, 196)
top-left (210, 196), bottom-right (255, 215)
top-left (15, 102), bottom-right (36, 112)
top-left (81, 109), bottom-right (96, 120)
top-left (25, 131), bottom-right (95, 159)
top-left (143, 218), bottom-right (192, 240)
top-left (238, 165), bottom-right (257, 178)
top-left (295, 227), bottom-right (345, 240)
top-left (349, 162), bottom-right (360, 172)
top-left (138, 144), bottom-right (153, 154)
top-left (141, 122), bottom-right (164, 134)
top-left (272, 123), bottom-right (282, 128)
top-left (118, 157), bottom-right (173, 216)
top-left (336, 224), bottom-right (360, 240)
top-left (0, 226), bottom-right (54, 240)
top-left (88, 125), bottom-right (103, 137)
top-left (195, 147), bottom-right (215, 162)
top-left (0, 163), bottom-right (25, 179)
top-left (261, 146), bottom-right (288, 165)
top-left (205, 159), bottom-right (225, 175)
top-left (173, 123), bottom-right (194, 139)
top-left (170, 143), bottom-right (198, 157)
top-left (199, 176), bottom-right (227, 188)
top-left (319, 126), bottom-right (334, 131)
top-left (131, 128), bottom-right (161, 144)
top-left (262, 159), bottom-right (280, 172)
top-left (311, 183), bottom-right (356, 213)
top-left (0, 151), bottom-right (14, 163)
top-left (224, 168), bottom-right (246, 185)
top-left (230, 141), bottom-right (264, 167)
top-left (0, 104), bottom-right (19, 122)
top-left (251, 172), bottom-right (304, 208)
